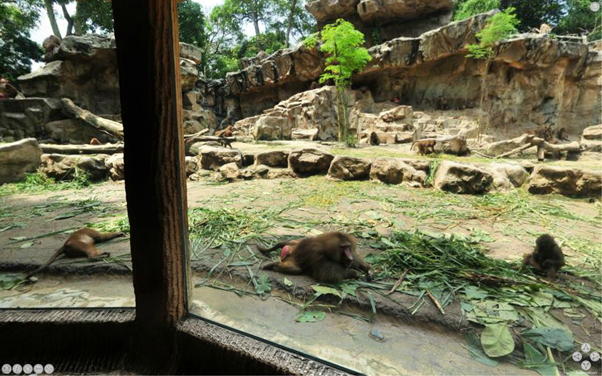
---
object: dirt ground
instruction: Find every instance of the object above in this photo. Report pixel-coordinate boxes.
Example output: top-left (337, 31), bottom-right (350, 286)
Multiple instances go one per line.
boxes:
top-left (0, 144), bottom-right (600, 375)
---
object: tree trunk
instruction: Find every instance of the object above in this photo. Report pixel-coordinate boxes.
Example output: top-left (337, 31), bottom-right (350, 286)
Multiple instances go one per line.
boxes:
top-left (60, 98), bottom-right (124, 139)
top-left (73, 1), bottom-right (85, 35)
top-left (285, 0), bottom-right (297, 48)
top-left (44, 0), bottom-right (62, 39)
top-left (60, 2), bottom-right (74, 36)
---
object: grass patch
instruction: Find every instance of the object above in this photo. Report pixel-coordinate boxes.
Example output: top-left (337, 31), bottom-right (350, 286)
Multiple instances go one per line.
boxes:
top-left (88, 215), bottom-right (130, 233)
top-left (0, 171), bottom-right (94, 197)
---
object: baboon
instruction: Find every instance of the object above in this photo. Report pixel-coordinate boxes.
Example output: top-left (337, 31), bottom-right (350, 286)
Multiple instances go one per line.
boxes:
top-left (369, 131), bottom-right (380, 146)
top-left (411, 139), bottom-right (436, 155)
top-left (215, 125), bottom-right (233, 138)
top-left (257, 232), bottom-right (372, 283)
top-left (25, 228), bottom-right (124, 279)
top-left (42, 35), bottom-right (61, 61)
top-left (90, 138), bottom-right (102, 145)
top-left (522, 234), bottom-right (565, 279)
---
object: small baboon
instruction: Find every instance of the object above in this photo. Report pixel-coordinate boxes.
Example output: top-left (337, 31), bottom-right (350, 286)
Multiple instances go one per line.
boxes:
top-left (90, 138), bottom-right (102, 145)
top-left (411, 139), bottom-right (436, 155)
top-left (522, 234), bottom-right (565, 279)
top-left (25, 228), bottom-right (124, 279)
top-left (257, 232), bottom-right (372, 283)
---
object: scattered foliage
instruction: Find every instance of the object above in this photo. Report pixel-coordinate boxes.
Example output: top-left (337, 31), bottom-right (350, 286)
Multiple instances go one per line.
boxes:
top-left (467, 8), bottom-right (520, 59)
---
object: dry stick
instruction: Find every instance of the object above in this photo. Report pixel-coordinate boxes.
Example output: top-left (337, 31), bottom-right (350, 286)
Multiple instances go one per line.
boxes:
top-left (183, 129), bottom-right (209, 140)
top-left (387, 269), bottom-right (409, 295)
top-left (426, 289), bottom-right (445, 315)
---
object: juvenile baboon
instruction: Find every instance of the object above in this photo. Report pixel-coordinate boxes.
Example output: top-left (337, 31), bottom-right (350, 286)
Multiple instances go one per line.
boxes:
top-left (522, 234), bottom-right (565, 279)
top-left (257, 232), bottom-right (372, 283)
top-left (25, 228), bottom-right (124, 279)
top-left (411, 139), bottom-right (436, 155)
top-left (90, 138), bottom-right (102, 145)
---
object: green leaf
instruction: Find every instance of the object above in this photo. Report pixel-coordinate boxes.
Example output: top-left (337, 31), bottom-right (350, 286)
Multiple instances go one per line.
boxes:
top-left (481, 323), bottom-right (515, 357)
top-left (20, 241), bottom-right (34, 248)
top-left (464, 332), bottom-right (499, 367)
top-left (464, 286), bottom-right (488, 300)
top-left (296, 311), bottom-right (326, 323)
top-left (522, 327), bottom-right (574, 352)
top-left (461, 301), bottom-right (474, 312)
top-left (0, 274), bottom-right (24, 290)
top-left (254, 273), bottom-right (272, 295)
top-left (9, 237), bottom-right (27, 241)
top-left (54, 211), bottom-right (81, 220)
top-left (283, 277), bottom-right (293, 287)
top-left (523, 342), bottom-right (558, 376)
top-left (340, 283), bottom-right (357, 297)
top-left (312, 285), bottom-right (342, 298)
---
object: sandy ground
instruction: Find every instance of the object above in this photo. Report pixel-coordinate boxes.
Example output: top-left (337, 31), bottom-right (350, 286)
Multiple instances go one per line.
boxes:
top-left (0, 145), bottom-right (600, 375)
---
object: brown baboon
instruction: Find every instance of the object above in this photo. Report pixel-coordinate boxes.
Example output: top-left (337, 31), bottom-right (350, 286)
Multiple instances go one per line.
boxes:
top-left (257, 232), bottom-right (372, 283)
top-left (411, 139), bottom-right (436, 155)
top-left (25, 228), bottom-right (125, 279)
top-left (215, 125), bottom-right (233, 138)
top-left (90, 138), bottom-right (102, 145)
top-left (522, 234), bottom-right (565, 279)
top-left (42, 35), bottom-right (61, 61)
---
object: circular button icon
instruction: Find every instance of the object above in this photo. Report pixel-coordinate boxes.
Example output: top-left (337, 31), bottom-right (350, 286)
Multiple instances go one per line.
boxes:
top-left (591, 352), bottom-right (600, 362)
top-left (12, 364), bottom-right (22, 374)
top-left (2, 365), bottom-right (11, 375)
top-left (591, 2), bottom-right (601, 12)
top-left (582, 343), bottom-right (592, 353)
top-left (582, 360), bottom-right (592, 371)
top-left (23, 364), bottom-right (32, 374)
top-left (573, 351), bottom-right (583, 362)
top-left (44, 364), bottom-right (54, 375)
top-left (33, 364), bottom-right (43, 374)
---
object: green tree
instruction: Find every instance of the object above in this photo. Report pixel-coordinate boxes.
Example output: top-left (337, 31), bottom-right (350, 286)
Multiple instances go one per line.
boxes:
top-left (454, 0), bottom-right (500, 21)
top-left (0, 0), bottom-right (43, 80)
top-left (305, 19), bottom-right (371, 146)
top-left (555, 0), bottom-right (601, 40)
top-left (467, 7), bottom-right (520, 58)
top-left (177, 0), bottom-right (206, 49)
top-left (218, 0), bottom-right (276, 37)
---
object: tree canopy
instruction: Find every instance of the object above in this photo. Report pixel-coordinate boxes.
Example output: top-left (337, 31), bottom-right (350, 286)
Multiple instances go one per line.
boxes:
top-left (0, 0), bottom-right (43, 80)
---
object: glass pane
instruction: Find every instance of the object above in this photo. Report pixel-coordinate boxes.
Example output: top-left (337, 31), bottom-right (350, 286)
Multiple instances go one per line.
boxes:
top-left (184, 0), bottom-right (602, 374)
top-left (0, 0), bottom-right (134, 309)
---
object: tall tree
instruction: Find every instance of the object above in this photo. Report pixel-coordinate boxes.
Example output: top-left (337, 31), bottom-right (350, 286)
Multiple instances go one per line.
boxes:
top-left (0, 0), bottom-right (43, 79)
top-left (285, 0), bottom-right (297, 48)
top-left (177, 0), bottom-right (206, 49)
top-left (43, 0), bottom-right (61, 38)
top-left (217, 0), bottom-right (276, 37)
top-left (555, 0), bottom-right (601, 39)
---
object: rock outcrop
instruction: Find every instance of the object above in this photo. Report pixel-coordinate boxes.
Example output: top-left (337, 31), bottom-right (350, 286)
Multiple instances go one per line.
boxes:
top-left (105, 153), bottom-right (124, 181)
top-left (581, 124), bottom-right (602, 152)
top-left (198, 145), bottom-right (243, 171)
top-left (369, 157), bottom-right (425, 186)
top-left (40, 153), bottom-right (109, 181)
top-left (0, 139), bottom-right (43, 184)
top-left (327, 156), bottom-right (371, 181)
top-left (433, 161), bottom-right (493, 194)
top-left (288, 148), bottom-right (335, 175)
top-left (527, 166), bottom-right (602, 198)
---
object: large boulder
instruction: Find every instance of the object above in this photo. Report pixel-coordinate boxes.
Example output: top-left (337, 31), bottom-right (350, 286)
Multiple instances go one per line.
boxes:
top-left (327, 156), bottom-right (371, 181)
top-left (379, 105), bottom-right (413, 123)
top-left (253, 115), bottom-right (292, 140)
top-left (288, 148), bottom-right (334, 175)
top-left (527, 166), bottom-right (602, 198)
top-left (254, 165), bottom-right (297, 179)
top-left (481, 163), bottom-right (529, 191)
top-left (370, 157), bottom-right (425, 185)
top-left (0, 98), bottom-right (63, 141)
top-left (255, 150), bottom-right (289, 168)
top-left (219, 162), bottom-right (241, 181)
top-left (580, 124), bottom-right (602, 152)
top-left (185, 156), bottom-right (199, 177)
top-left (40, 154), bottom-right (109, 181)
top-left (433, 161), bottom-right (493, 194)
top-left (0, 139), bottom-right (43, 184)
top-left (105, 153), bottom-right (124, 181)
top-left (198, 145), bottom-right (243, 171)
top-left (436, 134), bottom-right (469, 155)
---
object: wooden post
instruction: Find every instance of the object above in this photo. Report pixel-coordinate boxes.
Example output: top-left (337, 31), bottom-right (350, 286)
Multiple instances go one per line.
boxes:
top-left (111, 0), bottom-right (189, 371)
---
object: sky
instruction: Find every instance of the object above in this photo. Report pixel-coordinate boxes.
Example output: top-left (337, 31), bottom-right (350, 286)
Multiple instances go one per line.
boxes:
top-left (30, 0), bottom-right (225, 69)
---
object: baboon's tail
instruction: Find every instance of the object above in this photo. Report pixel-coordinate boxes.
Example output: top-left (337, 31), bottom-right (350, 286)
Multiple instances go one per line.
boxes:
top-left (257, 241), bottom-right (291, 254)
top-left (24, 246), bottom-right (66, 279)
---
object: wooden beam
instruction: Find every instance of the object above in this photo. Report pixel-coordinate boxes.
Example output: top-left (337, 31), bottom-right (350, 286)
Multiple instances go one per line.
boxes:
top-left (111, 0), bottom-right (189, 371)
